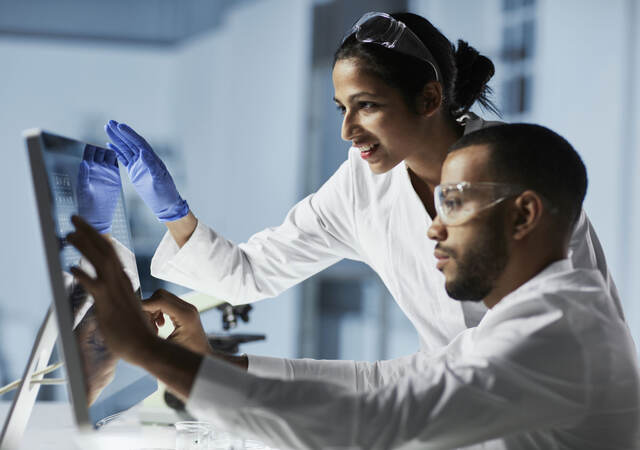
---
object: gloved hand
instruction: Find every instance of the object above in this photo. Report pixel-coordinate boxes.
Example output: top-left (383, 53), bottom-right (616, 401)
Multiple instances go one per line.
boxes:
top-left (105, 120), bottom-right (189, 222)
top-left (76, 145), bottom-right (122, 234)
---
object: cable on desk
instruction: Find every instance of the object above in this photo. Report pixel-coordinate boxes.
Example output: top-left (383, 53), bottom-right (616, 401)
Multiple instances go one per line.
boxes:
top-left (29, 378), bottom-right (66, 386)
top-left (0, 362), bottom-right (64, 395)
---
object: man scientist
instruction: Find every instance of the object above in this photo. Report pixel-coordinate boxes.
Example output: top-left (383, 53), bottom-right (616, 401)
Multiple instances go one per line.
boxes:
top-left (67, 123), bottom-right (640, 449)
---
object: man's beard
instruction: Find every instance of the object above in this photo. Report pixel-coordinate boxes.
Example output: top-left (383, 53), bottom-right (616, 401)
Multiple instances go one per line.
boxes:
top-left (443, 213), bottom-right (509, 302)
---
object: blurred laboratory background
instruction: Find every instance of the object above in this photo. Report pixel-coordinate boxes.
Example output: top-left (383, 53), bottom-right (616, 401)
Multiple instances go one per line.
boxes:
top-left (0, 0), bottom-right (638, 400)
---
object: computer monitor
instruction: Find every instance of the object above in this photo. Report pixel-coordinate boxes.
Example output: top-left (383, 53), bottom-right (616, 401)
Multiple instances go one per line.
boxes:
top-left (2, 129), bottom-right (157, 445)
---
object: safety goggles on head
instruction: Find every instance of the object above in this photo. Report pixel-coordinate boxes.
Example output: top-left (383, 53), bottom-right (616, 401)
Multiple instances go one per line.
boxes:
top-left (342, 11), bottom-right (440, 81)
top-left (434, 182), bottom-right (524, 226)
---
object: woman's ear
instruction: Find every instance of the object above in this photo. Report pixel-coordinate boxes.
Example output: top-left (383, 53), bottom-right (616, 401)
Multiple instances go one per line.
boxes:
top-left (512, 190), bottom-right (544, 240)
top-left (416, 81), bottom-right (442, 116)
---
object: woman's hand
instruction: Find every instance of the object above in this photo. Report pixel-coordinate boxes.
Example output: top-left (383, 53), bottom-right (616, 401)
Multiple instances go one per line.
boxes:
top-left (104, 120), bottom-right (189, 222)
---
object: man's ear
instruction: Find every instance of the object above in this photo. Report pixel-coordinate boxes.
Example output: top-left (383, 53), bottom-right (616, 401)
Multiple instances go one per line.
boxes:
top-left (512, 190), bottom-right (544, 240)
top-left (416, 81), bottom-right (442, 116)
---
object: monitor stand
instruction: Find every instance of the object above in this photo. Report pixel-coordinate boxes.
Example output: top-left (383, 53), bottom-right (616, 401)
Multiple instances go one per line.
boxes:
top-left (0, 306), bottom-right (58, 450)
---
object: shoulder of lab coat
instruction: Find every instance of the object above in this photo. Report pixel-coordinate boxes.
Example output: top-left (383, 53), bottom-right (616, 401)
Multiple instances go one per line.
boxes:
top-left (568, 209), bottom-right (624, 319)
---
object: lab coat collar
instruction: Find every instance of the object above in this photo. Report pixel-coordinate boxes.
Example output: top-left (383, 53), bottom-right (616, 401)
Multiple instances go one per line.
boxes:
top-left (481, 258), bottom-right (572, 318)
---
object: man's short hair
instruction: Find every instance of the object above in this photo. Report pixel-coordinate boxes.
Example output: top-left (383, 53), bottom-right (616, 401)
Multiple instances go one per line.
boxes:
top-left (449, 123), bottom-right (588, 231)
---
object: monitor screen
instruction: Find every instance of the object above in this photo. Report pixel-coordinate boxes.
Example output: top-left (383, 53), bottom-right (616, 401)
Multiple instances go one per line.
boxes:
top-left (27, 130), bottom-right (157, 428)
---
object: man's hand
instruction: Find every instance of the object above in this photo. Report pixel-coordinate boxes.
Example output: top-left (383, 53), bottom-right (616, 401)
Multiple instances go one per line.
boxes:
top-left (142, 290), bottom-right (248, 370)
top-left (142, 289), bottom-right (214, 356)
top-left (67, 215), bottom-right (156, 364)
top-left (67, 215), bottom-right (204, 401)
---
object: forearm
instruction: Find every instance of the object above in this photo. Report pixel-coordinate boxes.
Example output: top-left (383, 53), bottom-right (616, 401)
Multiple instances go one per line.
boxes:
top-left (210, 348), bottom-right (248, 370)
top-left (152, 197), bottom-right (355, 303)
top-left (165, 210), bottom-right (198, 248)
top-left (131, 336), bottom-right (247, 402)
top-left (134, 336), bottom-right (204, 401)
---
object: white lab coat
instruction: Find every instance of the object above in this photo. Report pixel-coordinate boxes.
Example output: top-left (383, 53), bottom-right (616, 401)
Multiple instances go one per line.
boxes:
top-left (150, 114), bottom-right (623, 362)
top-left (185, 260), bottom-right (640, 449)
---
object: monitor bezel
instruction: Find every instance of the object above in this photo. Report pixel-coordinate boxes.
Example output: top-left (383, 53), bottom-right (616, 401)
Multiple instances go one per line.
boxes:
top-left (25, 128), bottom-right (97, 431)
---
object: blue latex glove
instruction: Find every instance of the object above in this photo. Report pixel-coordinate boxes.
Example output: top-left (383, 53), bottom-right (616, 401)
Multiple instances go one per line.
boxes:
top-left (76, 145), bottom-right (122, 234)
top-left (105, 120), bottom-right (189, 222)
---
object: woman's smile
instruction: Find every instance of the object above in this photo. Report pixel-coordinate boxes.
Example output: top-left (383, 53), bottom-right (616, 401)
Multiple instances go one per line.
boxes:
top-left (354, 142), bottom-right (379, 159)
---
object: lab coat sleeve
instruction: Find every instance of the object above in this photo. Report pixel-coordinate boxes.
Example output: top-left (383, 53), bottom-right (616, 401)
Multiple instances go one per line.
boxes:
top-left (568, 209), bottom-right (624, 318)
top-left (186, 312), bottom-right (589, 450)
top-left (247, 351), bottom-right (437, 393)
top-left (150, 159), bottom-right (362, 304)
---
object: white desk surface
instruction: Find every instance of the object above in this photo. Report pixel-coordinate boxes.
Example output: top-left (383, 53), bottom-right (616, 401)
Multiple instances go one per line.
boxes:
top-left (0, 401), bottom-right (180, 449)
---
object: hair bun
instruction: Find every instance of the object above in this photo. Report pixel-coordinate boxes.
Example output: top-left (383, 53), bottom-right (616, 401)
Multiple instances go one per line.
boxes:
top-left (452, 40), bottom-right (498, 115)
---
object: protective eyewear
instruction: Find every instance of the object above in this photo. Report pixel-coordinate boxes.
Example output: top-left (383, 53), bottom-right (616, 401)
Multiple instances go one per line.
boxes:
top-left (434, 182), bottom-right (524, 226)
top-left (342, 11), bottom-right (440, 81)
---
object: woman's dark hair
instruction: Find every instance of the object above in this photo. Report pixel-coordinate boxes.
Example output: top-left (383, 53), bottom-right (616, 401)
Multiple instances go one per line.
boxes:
top-left (334, 12), bottom-right (499, 119)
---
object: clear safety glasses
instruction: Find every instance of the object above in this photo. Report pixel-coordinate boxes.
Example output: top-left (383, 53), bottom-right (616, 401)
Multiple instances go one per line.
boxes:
top-left (434, 182), bottom-right (524, 226)
top-left (342, 11), bottom-right (440, 81)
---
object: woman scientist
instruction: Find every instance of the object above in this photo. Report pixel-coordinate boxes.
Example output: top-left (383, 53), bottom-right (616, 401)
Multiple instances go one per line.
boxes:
top-left (103, 12), bottom-right (621, 381)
